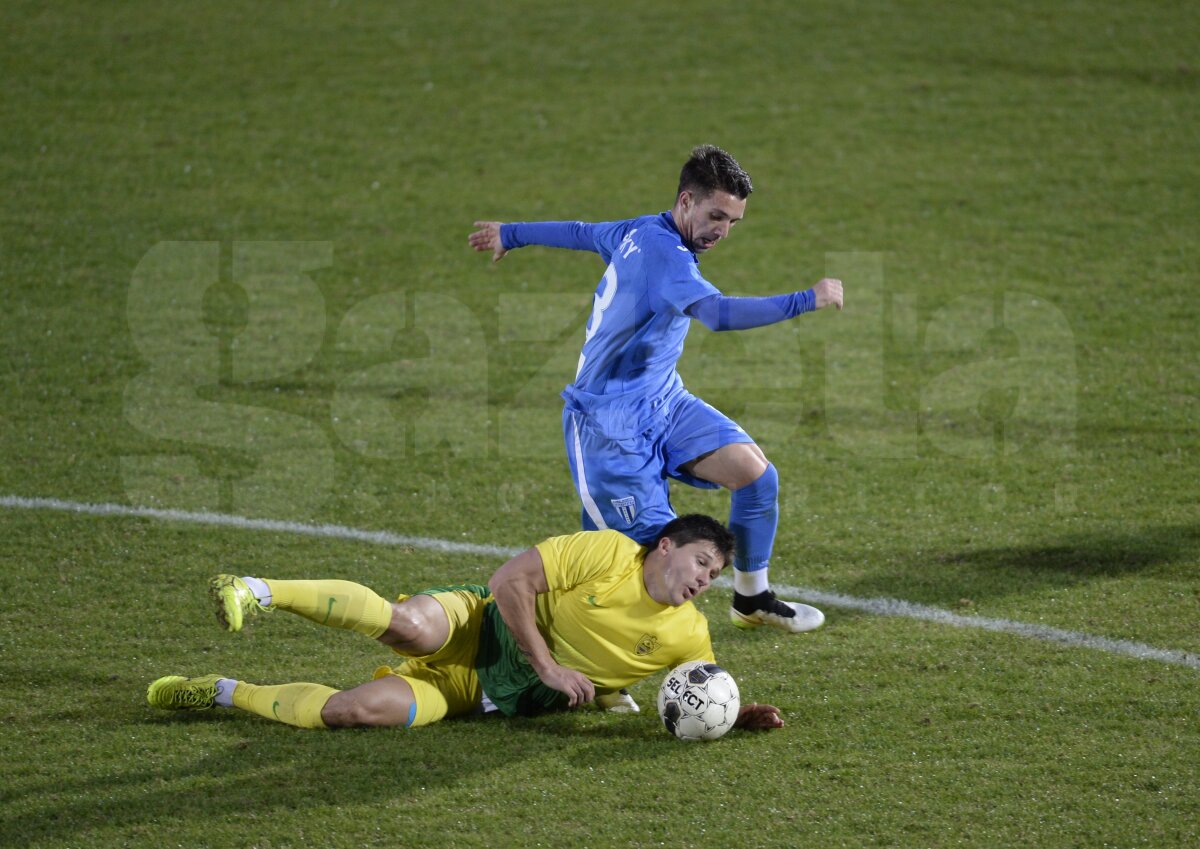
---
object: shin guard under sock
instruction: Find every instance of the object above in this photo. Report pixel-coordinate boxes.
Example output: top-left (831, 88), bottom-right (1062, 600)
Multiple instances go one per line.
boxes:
top-left (265, 579), bottom-right (393, 639)
top-left (729, 462), bottom-right (779, 594)
top-left (232, 681), bottom-right (338, 729)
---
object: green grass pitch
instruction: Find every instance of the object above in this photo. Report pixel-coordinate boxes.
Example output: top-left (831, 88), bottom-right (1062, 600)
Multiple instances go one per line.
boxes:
top-left (2, 1), bottom-right (1197, 847)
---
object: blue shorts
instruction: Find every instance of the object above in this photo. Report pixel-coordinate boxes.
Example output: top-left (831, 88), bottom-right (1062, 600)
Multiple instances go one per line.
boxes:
top-left (561, 385), bottom-right (754, 545)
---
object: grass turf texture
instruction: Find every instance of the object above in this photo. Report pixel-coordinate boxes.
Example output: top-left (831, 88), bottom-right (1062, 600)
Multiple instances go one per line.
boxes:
top-left (2, 1), bottom-right (1198, 847)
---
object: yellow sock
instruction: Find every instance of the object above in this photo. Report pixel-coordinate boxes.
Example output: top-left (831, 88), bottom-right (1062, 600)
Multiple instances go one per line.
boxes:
top-left (264, 579), bottom-right (393, 639)
top-left (232, 681), bottom-right (337, 729)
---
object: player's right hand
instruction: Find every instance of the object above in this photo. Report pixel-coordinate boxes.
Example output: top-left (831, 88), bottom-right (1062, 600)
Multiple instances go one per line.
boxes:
top-left (469, 221), bottom-right (508, 263)
top-left (813, 277), bottom-right (843, 310)
top-left (538, 662), bottom-right (596, 708)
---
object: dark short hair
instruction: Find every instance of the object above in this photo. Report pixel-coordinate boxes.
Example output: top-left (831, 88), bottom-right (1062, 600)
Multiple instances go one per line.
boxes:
top-left (655, 514), bottom-right (736, 567)
top-left (677, 145), bottom-right (753, 201)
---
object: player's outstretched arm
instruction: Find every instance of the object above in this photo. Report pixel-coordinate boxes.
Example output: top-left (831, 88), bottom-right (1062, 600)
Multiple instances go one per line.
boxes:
top-left (687, 276), bottom-right (845, 332)
top-left (472, 220), bottom-right (606, 260)
top-left (734, 702), bottom-right (785, 731)
top-left (469, 221), bottom-right (508, 263)
top-left (489, 548), bottom-right (596, 708)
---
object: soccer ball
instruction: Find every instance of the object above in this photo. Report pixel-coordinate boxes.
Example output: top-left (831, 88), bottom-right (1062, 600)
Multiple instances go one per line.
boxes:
top-left (656, 661), bottom-right (740, 742)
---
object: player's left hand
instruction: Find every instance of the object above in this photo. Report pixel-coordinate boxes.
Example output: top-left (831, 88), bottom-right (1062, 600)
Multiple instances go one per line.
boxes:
top-left (734, 702), bottom-right (784, 731)
top-left (469, 221), bottom-right (508, 263)
top-left (812, 277), bottom-right (843, 311)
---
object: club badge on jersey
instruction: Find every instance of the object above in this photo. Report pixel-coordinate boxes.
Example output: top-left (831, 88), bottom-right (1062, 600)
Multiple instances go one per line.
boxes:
top-left (610, 496), bottom-right (637, 526)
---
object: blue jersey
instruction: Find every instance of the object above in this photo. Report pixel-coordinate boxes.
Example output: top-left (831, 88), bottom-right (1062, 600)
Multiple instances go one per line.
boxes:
top-left (502, 213), bottom-right (719, 401)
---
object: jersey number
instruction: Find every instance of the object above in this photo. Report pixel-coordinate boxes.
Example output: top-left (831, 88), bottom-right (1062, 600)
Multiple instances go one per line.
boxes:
top-left (576, 262), bottom-right (618, 378)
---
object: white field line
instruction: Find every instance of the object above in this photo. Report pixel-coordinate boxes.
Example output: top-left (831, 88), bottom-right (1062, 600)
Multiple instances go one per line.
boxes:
top-left (5, 494), bottom-right (1199, 671)
top-left (752, 582), bottom-right (1200, 670)
top-left (0, 494), bottom-right (522, 559)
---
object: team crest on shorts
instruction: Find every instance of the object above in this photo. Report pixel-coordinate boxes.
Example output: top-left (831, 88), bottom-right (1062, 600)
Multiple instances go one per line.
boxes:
top-left (635, 634), bottom-right (661, 656)
top-left (610, 496), bottom-right (637, 526)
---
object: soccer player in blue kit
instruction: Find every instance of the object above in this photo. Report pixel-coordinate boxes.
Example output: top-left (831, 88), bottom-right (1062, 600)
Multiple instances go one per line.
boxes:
top-left (470, 144), bottom-right (843, 643)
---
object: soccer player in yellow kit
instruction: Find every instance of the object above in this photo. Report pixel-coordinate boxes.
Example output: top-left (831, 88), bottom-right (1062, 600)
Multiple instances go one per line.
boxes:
top-left (148, 514), bottom-right (783, 732)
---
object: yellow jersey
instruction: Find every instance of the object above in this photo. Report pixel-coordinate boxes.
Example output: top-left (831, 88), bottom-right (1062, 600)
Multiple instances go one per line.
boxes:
top-left (534, 529), bottom-right (715, 693)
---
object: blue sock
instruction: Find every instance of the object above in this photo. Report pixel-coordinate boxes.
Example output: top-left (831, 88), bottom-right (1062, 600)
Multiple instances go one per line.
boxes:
top-left (728, 463), bottom-right (778, 595)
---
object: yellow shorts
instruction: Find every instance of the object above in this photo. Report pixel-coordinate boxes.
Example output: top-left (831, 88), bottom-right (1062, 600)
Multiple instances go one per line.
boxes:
top-left (372, 588), bottom-right (488, 727)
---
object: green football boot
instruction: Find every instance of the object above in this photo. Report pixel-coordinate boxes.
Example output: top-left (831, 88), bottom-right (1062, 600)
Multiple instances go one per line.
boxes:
top-left (147, 675), bottom-right (222, 711)
top-left (208, 574), bottom-right (270, 632)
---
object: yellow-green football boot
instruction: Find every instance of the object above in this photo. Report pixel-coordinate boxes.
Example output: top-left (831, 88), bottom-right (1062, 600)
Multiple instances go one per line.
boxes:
top-left (147, 675), bottom-right (222, 711)
top-left (208, 574), bottom-right (270, 632)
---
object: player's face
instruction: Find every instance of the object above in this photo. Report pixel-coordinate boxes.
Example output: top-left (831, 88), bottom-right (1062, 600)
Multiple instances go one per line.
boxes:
top-left (675, 189), bottom-right (746, 254)
top-left (654, 539), bottom-right (726, 606)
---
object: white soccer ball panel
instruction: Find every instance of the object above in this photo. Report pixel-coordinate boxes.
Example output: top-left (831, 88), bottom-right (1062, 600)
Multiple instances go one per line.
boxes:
top-left (675, 713), bottom-right (711, 740)
top-left (657, 661), bottom-right (741, 742)
top-left (704, 674), bottom-right (737, 705)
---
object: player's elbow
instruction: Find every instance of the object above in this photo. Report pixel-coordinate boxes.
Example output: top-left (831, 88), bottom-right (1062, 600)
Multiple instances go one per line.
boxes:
top-left (686, 295), bottom-right (728, 332)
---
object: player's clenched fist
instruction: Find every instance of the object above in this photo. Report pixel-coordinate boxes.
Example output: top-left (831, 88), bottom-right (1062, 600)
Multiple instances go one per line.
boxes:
top-left (813, 277), bottom-right (843, 311)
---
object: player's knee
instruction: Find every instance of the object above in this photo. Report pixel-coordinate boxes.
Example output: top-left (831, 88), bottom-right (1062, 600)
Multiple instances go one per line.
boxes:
top-left (736, 461), bottom-right (778, 501)
top-left (381, 595), bottom-right (448, 655)
top-left (386, 601), bottom-right (425, 644)
top-left (321, 691), bottom-right (409, 728)
top-left (730, 450), bottom-right (774, 493)
top-left (320, 693), bottom-right (359, 727)
top-left (700, 442), bottom-right (769, 490)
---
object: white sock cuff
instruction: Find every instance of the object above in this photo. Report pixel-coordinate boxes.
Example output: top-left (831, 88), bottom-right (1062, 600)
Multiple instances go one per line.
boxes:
top-left (215, 678), bottom-right (238, 708)
top-left (241, 576), bottom-right (272, 606)
top-left (733, 568), bottom-right (770, 596)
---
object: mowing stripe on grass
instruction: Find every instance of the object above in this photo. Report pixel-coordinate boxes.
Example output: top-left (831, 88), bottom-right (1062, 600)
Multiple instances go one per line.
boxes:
top-left (4, 494), bottom-right (1198, 670)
